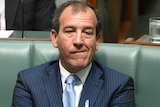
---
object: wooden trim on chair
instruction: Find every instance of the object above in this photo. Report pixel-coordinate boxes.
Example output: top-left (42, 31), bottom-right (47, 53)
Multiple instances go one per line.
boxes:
top-left (135, 34), bottom-right (148, 42)
top-left (124, 34), bottom-right (148, 44)
top-left (124, 34), bottom-right (160, 46)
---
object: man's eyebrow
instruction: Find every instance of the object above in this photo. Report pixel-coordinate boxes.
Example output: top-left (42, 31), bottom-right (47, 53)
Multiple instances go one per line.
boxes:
top-left (63, 26), bottom-right (75, 29)
top-left (63, 25), bottom-right (94, 30)
top-left (85, 26), bottom-right (94, 29)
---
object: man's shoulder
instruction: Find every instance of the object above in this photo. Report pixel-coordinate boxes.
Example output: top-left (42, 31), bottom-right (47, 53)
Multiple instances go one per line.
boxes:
top-left (19, 60), bottom-right (59, 76)
top-left (93, 60), bottom-right (134, 89)
top-left (93, 60), bottom-right (132, 80)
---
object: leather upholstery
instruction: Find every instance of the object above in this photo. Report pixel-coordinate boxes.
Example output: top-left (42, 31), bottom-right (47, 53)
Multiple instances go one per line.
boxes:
top-left (0, 40), bottom-right (160, 107)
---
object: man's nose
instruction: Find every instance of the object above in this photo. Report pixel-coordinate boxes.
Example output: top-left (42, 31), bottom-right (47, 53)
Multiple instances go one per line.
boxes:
top-left (73, 32), bottom-right (84, 44)
top-left (73, 32), bottom-right (84, 48)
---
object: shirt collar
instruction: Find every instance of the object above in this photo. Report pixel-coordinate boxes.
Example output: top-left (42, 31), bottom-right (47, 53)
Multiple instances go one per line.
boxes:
top-left (59, 60), bottom-right (92, 85)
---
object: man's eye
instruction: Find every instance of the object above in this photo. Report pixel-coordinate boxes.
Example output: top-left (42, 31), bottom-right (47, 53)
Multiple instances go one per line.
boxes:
top-left (85, 31), bottom-right (93, 35)
top-left (83, 30), bottom-right (94, 35)
top-left (65, 30), bottom-right (73, 33)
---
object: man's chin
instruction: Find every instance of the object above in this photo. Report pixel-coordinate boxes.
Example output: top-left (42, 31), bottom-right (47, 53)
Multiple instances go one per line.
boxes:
top-left (71, 60), bottom-right (88, 68)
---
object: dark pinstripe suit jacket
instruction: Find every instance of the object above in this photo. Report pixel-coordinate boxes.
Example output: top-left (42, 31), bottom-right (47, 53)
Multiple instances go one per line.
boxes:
top-left (12, 60), bottom-right (135, 107)
top-left (5, 0), bottom-right (56, 30)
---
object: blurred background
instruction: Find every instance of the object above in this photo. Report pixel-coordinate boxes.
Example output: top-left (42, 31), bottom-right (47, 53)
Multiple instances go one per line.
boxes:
top-left (83, 0), bottom-right (160, 43)
top-left (1, 0), bottom-right (160, 43)
top-left (56, 0), bottom-right (160, 43)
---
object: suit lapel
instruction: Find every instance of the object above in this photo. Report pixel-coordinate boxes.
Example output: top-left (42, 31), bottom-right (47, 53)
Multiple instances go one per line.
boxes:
top-left (43, 61), bottom-right (63, 107)
top-left (5, 0), bottom-right (20, 28)
top-left (79, 62), bottom-right (104, 107)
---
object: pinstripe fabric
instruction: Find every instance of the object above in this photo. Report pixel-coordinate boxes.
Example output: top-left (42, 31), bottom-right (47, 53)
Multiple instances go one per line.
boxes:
top-left (12, 60), bottom-right (135, 107)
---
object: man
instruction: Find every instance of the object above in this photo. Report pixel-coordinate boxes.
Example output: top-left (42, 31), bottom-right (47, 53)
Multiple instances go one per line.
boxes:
top-left (4, 0), bottom-right (56, 30)
top-left (12, 1), bottom-right (135, 107)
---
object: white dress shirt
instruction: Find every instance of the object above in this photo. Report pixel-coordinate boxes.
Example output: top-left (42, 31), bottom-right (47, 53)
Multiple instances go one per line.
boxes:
top-left (0, 0), bottom-right (6, 30)
top-left (59, 60), bottom-right (91, 107)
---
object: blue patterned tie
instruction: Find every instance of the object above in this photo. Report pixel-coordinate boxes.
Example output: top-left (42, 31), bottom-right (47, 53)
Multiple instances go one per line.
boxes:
top-left (63, 74), bottom-right (80, 107)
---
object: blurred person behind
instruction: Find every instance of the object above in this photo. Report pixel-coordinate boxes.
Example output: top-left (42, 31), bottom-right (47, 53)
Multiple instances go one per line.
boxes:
top-left (0, 0), bottom-right (56, 31)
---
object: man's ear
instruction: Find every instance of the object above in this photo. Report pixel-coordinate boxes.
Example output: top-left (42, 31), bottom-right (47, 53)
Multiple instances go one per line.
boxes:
top-left (50, 29), bottom-right (58, 48)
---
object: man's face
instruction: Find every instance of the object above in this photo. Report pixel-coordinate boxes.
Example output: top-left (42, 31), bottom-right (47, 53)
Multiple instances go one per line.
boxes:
top-left (51, 6), bottom-right (100, 73)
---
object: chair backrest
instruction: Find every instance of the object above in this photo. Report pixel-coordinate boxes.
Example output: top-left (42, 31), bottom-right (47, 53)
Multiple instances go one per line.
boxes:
top-left (135, 45), bottom-right (160, 107)
top-left (1, 40), bottom-right (160, 107)
top-left (0, 40), bottom-right (138, 107)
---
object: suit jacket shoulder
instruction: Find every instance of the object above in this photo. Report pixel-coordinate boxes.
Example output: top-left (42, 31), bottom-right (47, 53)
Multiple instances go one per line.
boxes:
top-left (13, 60), bottom-right (64, 107)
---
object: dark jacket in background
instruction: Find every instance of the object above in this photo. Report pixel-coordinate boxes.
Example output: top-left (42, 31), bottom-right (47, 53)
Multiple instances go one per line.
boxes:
top-left (5, 0), bottom-right (56, 31)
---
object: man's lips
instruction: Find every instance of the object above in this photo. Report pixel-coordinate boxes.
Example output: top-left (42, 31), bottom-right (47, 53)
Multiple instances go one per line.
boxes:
top-left (71, 50), bottom-right (87, 53)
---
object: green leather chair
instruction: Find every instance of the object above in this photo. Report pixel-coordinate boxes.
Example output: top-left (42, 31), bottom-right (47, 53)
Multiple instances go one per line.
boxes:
top-left (1, 40), bottom-right (160, 107)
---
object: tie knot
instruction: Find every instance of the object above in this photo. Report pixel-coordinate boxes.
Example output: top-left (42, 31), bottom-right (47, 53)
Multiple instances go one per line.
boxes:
top-left (65, 74), bottom-right (80, 85)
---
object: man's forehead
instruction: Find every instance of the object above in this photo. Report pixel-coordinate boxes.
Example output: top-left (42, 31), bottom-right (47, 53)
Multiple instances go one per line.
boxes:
top-left (59, 5), bottom-right (97, 24)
